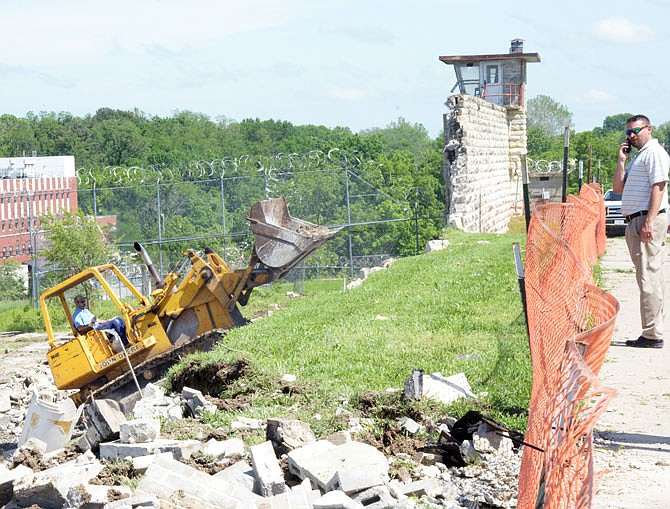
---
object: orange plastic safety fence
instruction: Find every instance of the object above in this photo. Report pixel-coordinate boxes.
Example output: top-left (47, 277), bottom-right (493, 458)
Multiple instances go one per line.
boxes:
top-left (517, 187), bottom-right (618, 509)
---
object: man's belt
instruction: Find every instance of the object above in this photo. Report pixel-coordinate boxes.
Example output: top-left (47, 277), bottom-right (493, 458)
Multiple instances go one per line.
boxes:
top-left (625, 209), bottom-right (667, 222)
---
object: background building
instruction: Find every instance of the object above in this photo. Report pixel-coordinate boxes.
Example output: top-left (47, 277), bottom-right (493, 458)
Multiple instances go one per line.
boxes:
top-left (0, 156), bottom-right (77, 263)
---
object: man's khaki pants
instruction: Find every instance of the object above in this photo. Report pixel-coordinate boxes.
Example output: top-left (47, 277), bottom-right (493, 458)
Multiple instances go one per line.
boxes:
top-left (625, 213), bottom-right (667, 340)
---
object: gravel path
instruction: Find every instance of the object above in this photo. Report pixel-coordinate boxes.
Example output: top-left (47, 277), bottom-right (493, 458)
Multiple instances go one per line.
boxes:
top-left (592, 237), bottom-right (670, 509)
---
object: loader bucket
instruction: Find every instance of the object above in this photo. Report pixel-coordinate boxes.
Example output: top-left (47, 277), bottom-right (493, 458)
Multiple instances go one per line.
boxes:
top-left (248, 197), bottom-right (340, 277)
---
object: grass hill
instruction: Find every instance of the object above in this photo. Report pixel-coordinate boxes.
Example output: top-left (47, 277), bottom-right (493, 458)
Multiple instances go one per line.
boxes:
top-left (169, 228), bottom-right (531, 436)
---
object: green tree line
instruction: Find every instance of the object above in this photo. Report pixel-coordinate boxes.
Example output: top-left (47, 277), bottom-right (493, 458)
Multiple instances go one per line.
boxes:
top-left (527, 95), bottom-right (670, 190)
top-left (0, 110), bottom-right (446, 287)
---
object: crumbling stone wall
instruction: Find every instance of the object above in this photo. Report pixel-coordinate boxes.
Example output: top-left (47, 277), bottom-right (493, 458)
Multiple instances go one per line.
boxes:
top-left (442, 94), bottom-right (526, 233)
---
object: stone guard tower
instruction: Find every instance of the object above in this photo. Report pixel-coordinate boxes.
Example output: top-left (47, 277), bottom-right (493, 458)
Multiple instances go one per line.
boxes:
top-left (439, 39), bottom-right (540, 232)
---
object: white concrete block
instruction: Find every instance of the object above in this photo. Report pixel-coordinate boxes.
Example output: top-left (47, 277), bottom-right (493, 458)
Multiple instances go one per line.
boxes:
top-left (421, 372), bottom-right (475, 405)
top-left (250, 440), bottom-right (287, 497)
top-left (120, 418), bottom-right (161, 444)
top-left (203, 437), bottom-right (245, 459)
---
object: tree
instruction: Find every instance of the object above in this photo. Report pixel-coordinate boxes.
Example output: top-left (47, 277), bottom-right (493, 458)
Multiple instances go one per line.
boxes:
top-left (602, 113), bottom-right (633, 134)
top-left (527, 95), bottom-right (573, 136)
top-left (40, 211), bottom-right (118, 283)
top-left (0, 261), bottom-right (27, 300)
top-left (91, 118), bottom-right (150, 166)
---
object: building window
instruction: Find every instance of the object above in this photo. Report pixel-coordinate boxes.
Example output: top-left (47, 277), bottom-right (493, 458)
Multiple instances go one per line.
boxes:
top-left (8, 246), bottom-right (12, 256)
top-left (1, 247), bottom-right (6, 258)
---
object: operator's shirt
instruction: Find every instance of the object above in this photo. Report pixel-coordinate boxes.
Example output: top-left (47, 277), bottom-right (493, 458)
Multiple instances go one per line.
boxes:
top-left (622, 138), bottom-right (670, 216)
top-left (73, 307), bottom-right (96, 329)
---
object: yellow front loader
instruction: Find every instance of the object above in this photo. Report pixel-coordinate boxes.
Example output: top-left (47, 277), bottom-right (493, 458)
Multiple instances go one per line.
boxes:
top-left (40, 198), bottom-right (339, 409)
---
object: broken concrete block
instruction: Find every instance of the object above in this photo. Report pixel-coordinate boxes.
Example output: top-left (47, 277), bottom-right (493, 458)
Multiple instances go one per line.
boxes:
top-left (99, 438), bottom-right (201, 461)
top-left (472, 422), bottom-right (514, 457)
top-left (12, 451), bottom-right (104, 509)
top-left (459, 439), bottom-right (479, 464)
top-left (424, 239), bottom-right (449, 253)
top-left (286, 440), bottom-right (337, 479)
top-left (120, 418), bottom-right (161, 444)
top-left (181, 387), bottom-right (216, 417)
top-left (293, 441), bottom-right (389, 493)
top-left (250, 440), bottom-right (288, 497)
top-left (132, 387), bottom-right (182, 422)
top-left (0, 463), bottom-right (32, 506)
top-left (79, 399), bottom-right (127, 452)
top-left (421, 372), bottom-right (475, 405)
top-left (351, 485), bottom-right (396, 509)
top-left (266, 417), bottom-right (316, 455)
top-left (17, 436), bottom-right (48, 454)
top-left (132, 452), bottom-right (173, 475)
top-left (398, 416), bottom-right (421, 435)
top-left (77, 424), bottom-right (101, 453)
top-left (0, 392), bottom-right (11, 413)
top-left (333, 464), bottom-right (387, 495)
top-left (87, 399), bottom-right (126, 438)
top-left (134, 453), bottom-right (243, 508)
top-left (323, 430), bottom-right (352, 446)
top-left (313, 489), bottom-right (365, 509)
top-left (203, 437), bottom-right (245, 459)
top-left (212, 460), bottom-right (256, 493)
top-left (66, 482), bottom-right (133, 508)
top-left (403, 369), bottom-right (424, 400)
top-left (399, 477), bottom-right (442, 498)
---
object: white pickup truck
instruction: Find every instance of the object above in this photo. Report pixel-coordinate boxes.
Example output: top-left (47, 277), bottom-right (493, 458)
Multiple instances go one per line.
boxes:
top-left (603, 189), bottom-right (624, 236)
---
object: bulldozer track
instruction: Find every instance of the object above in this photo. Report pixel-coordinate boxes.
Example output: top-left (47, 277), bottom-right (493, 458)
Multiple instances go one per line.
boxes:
top-left (90, 329), bottom-right (228, 402)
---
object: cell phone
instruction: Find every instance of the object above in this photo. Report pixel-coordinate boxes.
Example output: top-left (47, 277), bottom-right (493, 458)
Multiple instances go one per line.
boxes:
top-left (624, 141), bottom-right (631, 154)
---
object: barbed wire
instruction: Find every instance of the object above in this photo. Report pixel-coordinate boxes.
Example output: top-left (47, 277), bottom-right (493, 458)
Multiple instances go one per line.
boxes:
top-left (527, 158), bottom-right (577, 174)
top-left (76, 149), bottom-right (374, 187)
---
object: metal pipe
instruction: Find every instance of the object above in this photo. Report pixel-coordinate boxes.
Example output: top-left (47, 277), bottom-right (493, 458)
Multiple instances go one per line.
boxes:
top-left (562, 126), bottom-right (570, 203)
top-left (521, 156), bottom-right (531, 232)
top-left (134, 242), bottom-right (164, 288)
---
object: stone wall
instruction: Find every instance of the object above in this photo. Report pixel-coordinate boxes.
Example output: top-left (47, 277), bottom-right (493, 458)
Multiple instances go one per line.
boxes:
top-left (442, 94), bottom-right (526, 233)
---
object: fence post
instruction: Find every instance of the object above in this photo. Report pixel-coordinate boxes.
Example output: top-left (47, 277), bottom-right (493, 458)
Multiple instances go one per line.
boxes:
top-left (220, 174), bottom-right (227, 259)
top-left (156, 180), bottom-right (163, 278)
top-left (344, 163), bottom-right (354, 280)
top-left (414, 207), bottom-right (420, 255)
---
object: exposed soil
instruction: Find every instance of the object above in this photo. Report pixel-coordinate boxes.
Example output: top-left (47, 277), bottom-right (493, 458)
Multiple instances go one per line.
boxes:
top-left (169, 358), bottom-right (250, 396)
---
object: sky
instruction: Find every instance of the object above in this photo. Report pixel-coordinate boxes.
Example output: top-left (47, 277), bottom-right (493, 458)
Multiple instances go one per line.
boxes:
top-left (2, 0), bottom-right (670, 138)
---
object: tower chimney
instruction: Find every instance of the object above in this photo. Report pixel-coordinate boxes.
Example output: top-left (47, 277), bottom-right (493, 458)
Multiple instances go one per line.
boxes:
top-left (510, 38), bottom-right (524, 54)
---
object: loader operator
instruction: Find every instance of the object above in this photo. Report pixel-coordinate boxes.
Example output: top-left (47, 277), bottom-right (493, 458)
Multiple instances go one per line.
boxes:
top-left (72, 295), bottom-right (129, 347)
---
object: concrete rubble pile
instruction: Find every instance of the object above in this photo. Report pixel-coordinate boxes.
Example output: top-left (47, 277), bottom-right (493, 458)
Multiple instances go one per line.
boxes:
top-left (0, 359), bottom-right (522, 509)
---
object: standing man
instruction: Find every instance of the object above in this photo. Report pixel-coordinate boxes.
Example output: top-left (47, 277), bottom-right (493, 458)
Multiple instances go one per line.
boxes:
top-left (72, 295), bottom-right (129, 347)
top-left (613, 114), bottom-right (669, 348)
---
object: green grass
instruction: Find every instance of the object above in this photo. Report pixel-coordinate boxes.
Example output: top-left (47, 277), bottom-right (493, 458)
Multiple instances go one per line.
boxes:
top-left (171, 229), bottom-right (531, 432)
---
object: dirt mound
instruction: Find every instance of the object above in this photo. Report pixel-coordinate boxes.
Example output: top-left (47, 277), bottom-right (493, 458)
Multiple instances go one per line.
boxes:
top-left (169, 358), bottom-right (250, 396)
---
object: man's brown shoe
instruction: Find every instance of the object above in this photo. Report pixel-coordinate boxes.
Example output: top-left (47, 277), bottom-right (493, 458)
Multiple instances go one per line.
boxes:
top-left (625, 336), bottom-right (664, 348)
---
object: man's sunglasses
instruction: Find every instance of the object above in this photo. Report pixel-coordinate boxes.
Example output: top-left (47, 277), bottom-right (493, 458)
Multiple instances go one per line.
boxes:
top-left (626, 126), bottom-right (649, 136)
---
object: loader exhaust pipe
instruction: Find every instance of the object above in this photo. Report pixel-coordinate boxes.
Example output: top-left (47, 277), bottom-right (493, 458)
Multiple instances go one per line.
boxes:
top-left (134, 242), bottom-right (164, 288)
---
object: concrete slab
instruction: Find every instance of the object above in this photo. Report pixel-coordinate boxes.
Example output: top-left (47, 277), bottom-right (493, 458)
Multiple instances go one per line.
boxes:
top-left (291, 441), bottom-right (388, 492)
top-left (250, 440), bottom-right (288, 497)
top-left (134, 454), bottom-right (240, 509)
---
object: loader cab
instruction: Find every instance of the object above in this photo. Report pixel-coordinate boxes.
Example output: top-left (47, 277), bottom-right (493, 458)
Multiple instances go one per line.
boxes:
top-left (39, 264), bottom-right (148, 349)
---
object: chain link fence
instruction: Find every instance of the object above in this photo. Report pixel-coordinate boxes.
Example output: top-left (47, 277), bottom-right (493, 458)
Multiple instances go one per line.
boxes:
top-left (30, 150), bottom-right (445, 298)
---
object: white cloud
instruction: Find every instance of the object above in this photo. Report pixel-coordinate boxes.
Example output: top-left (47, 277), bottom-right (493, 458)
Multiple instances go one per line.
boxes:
top-left (585, 89), bottom-right (616, 102)
top-left (0, 0), bottom-right (308, 67)
top-left (593, 17), bottom-right (657, 44)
